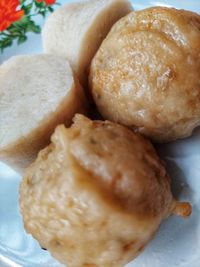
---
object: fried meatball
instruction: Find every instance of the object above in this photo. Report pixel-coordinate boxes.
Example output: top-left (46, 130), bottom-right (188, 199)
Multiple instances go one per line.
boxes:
top-left (89, 7), bottom-right (200, 142)
top-left (20, 115), bottom-right (191, 267)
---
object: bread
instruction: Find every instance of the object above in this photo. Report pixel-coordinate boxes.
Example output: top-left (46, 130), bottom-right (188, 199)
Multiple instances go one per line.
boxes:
top-left (0, 55), bottom-right (86, 173)
top-left (42, 0), bottom-right (133, 87)
top-left (89, 7), bottom-right (200, 142)
top-left (20, 114), bottom-right (191, 267)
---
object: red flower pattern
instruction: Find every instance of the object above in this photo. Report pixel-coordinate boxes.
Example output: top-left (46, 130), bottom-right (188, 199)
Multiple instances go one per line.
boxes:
top-left (0, 0), bottom-right (24, 32)
top-left (37, 0), bottom-right (56, 5)
top-left (0, 0), bottom-right (57, 52)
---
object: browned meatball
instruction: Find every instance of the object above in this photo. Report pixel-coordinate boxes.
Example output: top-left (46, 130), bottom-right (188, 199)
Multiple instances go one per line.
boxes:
top-left (90, 7), bottom-right (200, 142)
top-left (20, 115), bottom-right (191, 267)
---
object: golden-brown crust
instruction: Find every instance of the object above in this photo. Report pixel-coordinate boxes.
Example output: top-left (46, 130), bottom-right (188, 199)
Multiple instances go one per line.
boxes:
top-left (20, 115), bottom-right (190, 267)
top-left (172, 201), bottom-right (192, 218)
top-left (70, 115), bottom-right (173, 218)
top-left (89, 7), bottom-right (200, 142)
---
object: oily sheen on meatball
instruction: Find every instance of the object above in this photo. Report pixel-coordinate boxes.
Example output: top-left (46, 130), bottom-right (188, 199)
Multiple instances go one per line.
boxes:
top-left (90, 7), bottom-right (200, 142)
top-left (20, 115), bottom-right (191, 267)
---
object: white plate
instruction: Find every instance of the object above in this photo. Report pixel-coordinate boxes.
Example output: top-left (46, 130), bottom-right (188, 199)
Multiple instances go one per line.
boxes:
top-left (0, 1), bottom-right (200, 267)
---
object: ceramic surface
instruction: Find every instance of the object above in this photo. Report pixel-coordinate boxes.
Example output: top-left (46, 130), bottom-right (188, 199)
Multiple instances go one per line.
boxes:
top-left (0, 1), bottom-right (200, 266)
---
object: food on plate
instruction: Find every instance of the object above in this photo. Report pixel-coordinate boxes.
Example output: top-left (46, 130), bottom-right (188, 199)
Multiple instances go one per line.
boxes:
top-left (0, 55), bottom-right (86, 173)
top-left (20, 114), bottom-right (191, 267)
top-left (42, 0), bottom-right (133, 87)
top-left (90, 7), bottom-right (200, 142)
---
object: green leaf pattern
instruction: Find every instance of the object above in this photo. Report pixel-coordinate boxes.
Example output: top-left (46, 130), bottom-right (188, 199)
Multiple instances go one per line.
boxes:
top-left (0, 0), bottom-right (58, 53)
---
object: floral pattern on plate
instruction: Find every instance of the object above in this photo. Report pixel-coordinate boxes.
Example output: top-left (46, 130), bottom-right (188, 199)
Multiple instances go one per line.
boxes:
top-left (0, 0), bottom-right (58, 53)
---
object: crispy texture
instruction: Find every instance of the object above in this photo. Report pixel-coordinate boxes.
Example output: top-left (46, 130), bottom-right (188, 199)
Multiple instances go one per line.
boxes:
top-left (0, 55), bottom-right (86, 173)
top-left (90, 7), bottom-right (200, 142)
top-left (20, 115), bottom-right (191, 267)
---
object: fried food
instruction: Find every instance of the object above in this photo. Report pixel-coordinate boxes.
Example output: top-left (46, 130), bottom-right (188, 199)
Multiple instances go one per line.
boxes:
top-left (89, 7), bottom-right (200, 142)
top-left (20, 114), bottom-right (191, 267)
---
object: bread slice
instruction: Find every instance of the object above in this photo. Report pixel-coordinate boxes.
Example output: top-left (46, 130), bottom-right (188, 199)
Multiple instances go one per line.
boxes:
top-left (0, 54), bottom-right (86, 173)
top-left (42, 0), bottom-right (133, 87)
